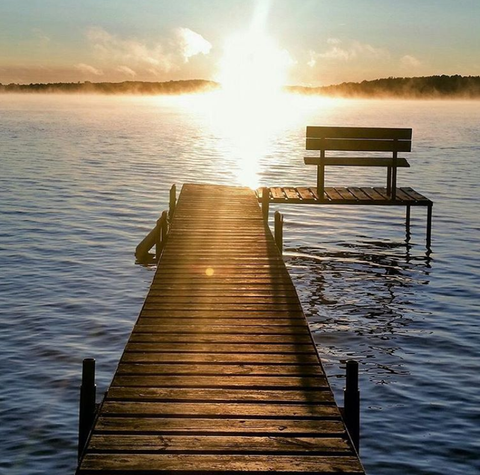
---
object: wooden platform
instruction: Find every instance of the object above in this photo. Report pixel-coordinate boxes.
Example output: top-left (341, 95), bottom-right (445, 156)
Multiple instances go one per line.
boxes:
top-left (257, 186), bottom-right (432, 206)
top-left (76, 184), bottom-right (364, 474)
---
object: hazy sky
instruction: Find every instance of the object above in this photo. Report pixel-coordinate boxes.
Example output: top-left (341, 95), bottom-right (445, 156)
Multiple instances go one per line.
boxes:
top-left (1, 0), bottom-right (479, 85)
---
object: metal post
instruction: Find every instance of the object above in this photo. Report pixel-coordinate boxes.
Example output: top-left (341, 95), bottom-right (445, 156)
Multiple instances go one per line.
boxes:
top-left (274, 211), bottom-right (283, 255)
top-left (262, 187), bottom-right (269, 223)
top-left (78, 358), bottom-right (96, 460)
top-left (391, 140), bottom-right (398, 200)
top-left (344, 360), bottom-right (360, 452)
top-left (406, 205), bottom-right (411, 241)
top-left (387, 167), bottom-right (392, 195)
top-left (426, 204), bottom-right (433, 249)
top-left (317, 148), bottom-right (325, 199)
top-left (169, 184), bottom-right (176, 220)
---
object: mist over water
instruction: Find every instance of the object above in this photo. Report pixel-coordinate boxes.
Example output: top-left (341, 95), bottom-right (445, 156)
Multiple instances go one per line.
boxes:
top-left (0, 94), bottom-right (479, 474)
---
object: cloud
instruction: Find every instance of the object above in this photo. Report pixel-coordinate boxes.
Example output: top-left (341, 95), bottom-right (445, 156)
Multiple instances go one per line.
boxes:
top-left (307, 50), bottom-right (317, 68)
top-left (327, 38), bottom-right (341, 45)
top-left (401, 55), bottom-right (421, 68)
top-left (85, 27), bottom-right (174, 75)
top-left (32, 28), bottom-right (51, 45)
top-left (177, 28), bottom-right (212, 62)
top-left (74, 63), bottom-right (103, 76)
top-left (116, 65), bottom-right (137, 78)
top-left (309, 39), bottom-right (389, 66)
top-left (83, 26), bottom-right (212, 78)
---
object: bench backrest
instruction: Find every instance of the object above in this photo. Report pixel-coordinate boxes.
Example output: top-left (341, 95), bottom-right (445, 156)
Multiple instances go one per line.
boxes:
top-left (306, 126), bottom-right (412, 153)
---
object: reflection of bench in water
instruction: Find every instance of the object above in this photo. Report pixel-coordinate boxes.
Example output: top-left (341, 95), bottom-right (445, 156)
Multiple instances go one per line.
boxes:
top-left (258, 126), bottom-right (433, 247)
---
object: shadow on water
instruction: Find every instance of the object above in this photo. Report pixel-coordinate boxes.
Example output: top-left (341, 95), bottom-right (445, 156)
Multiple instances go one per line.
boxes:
top-left (286, 239), bottom-right (433, 389)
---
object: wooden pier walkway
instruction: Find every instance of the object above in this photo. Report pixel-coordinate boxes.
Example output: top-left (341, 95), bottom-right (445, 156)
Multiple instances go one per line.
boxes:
top-left (76, 184), bottom-right (364, 474)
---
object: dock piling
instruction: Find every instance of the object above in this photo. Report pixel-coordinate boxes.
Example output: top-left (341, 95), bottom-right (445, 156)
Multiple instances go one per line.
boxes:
top-left (274, 211), bottom-right (284, 255)
top-left (155, 216), bottom-right (163, 259)
top-left (261, 187), bottom-right (269, 223)
top-left (161, 210), bottom-right (168, 248)
top-left (78, 358), bottom-right (96, 461)
top-left (426, 204), bottom-right (433, 249)
top-left (169, 184), bottom-right (176, 220)
top-left (344, 360), bottom-right (360, 452)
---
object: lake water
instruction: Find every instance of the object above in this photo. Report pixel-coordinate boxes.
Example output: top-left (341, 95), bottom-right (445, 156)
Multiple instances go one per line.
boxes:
top-left (0, 94), bottom-right (479, 475)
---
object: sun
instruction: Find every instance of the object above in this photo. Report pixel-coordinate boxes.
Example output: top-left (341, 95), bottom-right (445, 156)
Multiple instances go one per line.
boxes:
top-left (217, 30), bottom-right (291, 103)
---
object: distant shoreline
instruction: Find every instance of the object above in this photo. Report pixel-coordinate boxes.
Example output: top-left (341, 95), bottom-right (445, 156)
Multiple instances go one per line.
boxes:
top-left (1, 75), bottom-right (479, 99)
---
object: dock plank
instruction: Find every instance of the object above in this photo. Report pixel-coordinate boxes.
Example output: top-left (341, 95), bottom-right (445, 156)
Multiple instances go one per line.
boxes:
top-left (76, 184), bottom-right (364, 475)
top-left (258, 186), bottom-right (432, 206)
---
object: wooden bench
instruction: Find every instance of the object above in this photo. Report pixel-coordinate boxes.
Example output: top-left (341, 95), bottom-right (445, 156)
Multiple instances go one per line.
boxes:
top-left (305, 126), bottom-right (412, 200)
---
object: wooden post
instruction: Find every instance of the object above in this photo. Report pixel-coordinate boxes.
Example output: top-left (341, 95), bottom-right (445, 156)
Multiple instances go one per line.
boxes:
top-left (262, 187), bottom-right (269, 223)
top-left (426, 204), bottom-right (433, 249)
top-left (169, 184), bottom-right (176, 220)
top-left (78, 358), bottom-right (96, 461)
top-left (161, 210), bottom-right (168, 248)
top-left (274, 211), bottom-right (283, 255)
top-left (155, 215), bottom-right (163, 259)
top-left (344, 360), bottom-right (360, 452)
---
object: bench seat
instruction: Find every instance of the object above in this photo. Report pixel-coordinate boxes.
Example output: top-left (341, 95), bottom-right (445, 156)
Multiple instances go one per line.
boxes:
top-left (304, 157), bottom-right (410, 167)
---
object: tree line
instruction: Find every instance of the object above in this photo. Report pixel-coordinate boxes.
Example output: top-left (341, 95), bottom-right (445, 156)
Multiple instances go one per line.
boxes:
top-left (1, 75), bottom-right (479, 98)
top-left (288, 75), bottom-right (480, 99)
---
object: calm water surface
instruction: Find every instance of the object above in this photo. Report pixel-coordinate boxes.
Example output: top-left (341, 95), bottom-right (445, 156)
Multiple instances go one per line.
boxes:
top-left (0, 94), bottom-right (479, 474)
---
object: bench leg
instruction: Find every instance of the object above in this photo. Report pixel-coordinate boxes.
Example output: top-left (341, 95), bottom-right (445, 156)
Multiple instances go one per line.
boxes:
top-left (391, 167), bottom-right (397, 200)
top-left (317, 164), bottom-right (325, 200)
top-left (387, 167), bottom-right (392, 195)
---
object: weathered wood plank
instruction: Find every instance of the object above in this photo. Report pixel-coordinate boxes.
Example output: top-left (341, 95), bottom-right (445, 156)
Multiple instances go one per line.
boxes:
top-left (306, 137), bottom-right (411, 152)
top-left (127, 333), bottom-right (313, 344)
top-left (88, 434), bottom-right (351, 454)
top-left (125, 342), bottom-right (315, 354)
top-left (304, 156), bottom-right (410, 167)
top-left (77, 184), bottom-right (363, 474)
top-left (106, 387), bottom-right (332, 403)
top-left (296, 187), bottom-right (317, 200)
top-left (100, 401), bottom-right (339, 418)
top-left (283, 187), bottom-right (301, 200)
top-left (270, 187), bottom-right (287, 200)
top-left (79, 453), bottom-right (363, 473)
top-left (346, 187), bottom-right (371, 201)
top-left (94, 417), bottom-right (346, 435)
top-left (132, 324), bottom-right (310, 335)
top-left (116, 363), bottom-right (324, 376)
top-left (112, 374), bottom-right (329, 389)
top-left (306, 125), bottom-right (412, 140)
top-left (120, 352), bottom-right (319, 365)
top-left (403, 186), bottom-right (431, 202)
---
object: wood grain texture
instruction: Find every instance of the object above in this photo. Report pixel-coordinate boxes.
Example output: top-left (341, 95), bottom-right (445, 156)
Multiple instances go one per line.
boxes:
top-left (261, 186), bottom-right (431, 205)
top-left (76, 184), bottom-right (364, 474)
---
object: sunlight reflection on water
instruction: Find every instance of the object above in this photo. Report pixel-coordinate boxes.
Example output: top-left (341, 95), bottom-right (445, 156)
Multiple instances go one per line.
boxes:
top-left (0, 95), bottom-right (479, 475)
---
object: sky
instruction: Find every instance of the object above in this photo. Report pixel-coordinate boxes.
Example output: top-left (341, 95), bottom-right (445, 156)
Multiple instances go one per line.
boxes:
top-left (0, 0), bottom-right (479, 86)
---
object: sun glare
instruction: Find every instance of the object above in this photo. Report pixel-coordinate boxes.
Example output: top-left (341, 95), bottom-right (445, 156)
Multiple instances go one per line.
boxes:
top-left (218, 31), bottom-right (290, 102)
top-left (208, 23), bottom-right (294, 189)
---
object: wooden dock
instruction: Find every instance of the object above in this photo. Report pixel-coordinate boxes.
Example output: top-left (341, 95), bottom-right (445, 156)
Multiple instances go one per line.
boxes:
top-left (257, 186), bottom-right (432, 206)
top-left (76, 184), bottom-right (364, 474)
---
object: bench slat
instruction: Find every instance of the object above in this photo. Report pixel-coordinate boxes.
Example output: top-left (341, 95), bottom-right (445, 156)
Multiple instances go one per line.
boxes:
top-left (306, 138), bottom-right (411, 152)
top-left (304, 157), bottom-right (410, 167)
top-left (306, 126), bottom-right (412, 140)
